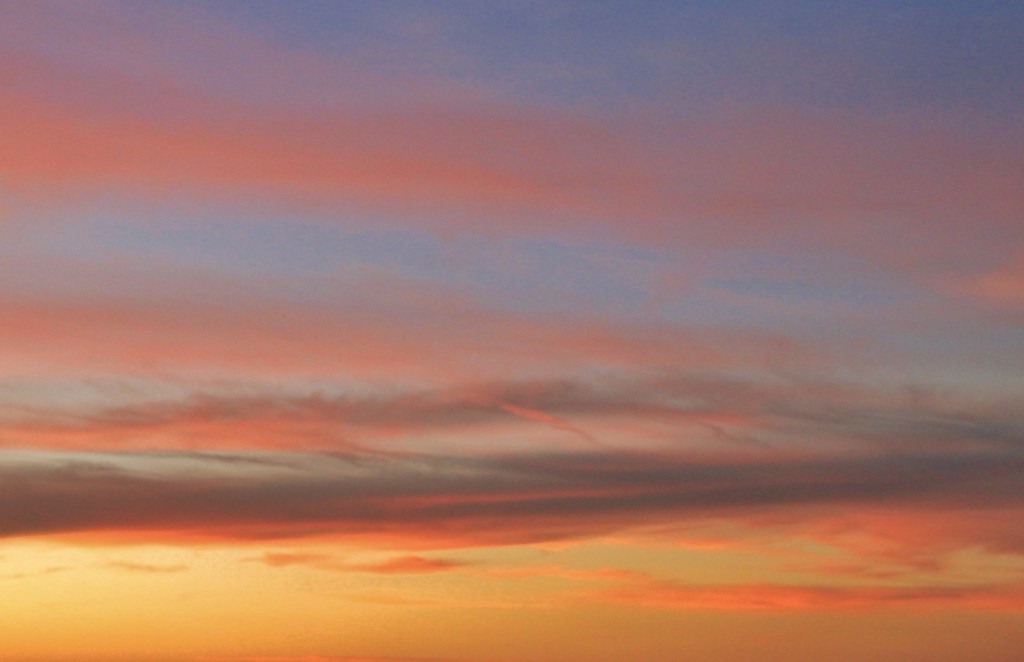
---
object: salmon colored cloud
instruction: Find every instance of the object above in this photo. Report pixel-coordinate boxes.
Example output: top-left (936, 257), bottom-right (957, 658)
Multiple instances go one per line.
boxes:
top-left (0, 283), bottom-right (812, 384)
top-left (255, 552), bottom-right (468, 574)
top-left (4, 361), bottom-right (1022, 469)
top-left (952, 255), bottom-right (1024, 317)
top-left (0, 84), bottom-right (662, 234)
top-left (593, 577), bottom-right (1024, 612)
top-left (1, 44), bottom-right (1021, 262)
top-left (5, 366), bottom-right (1020, 457)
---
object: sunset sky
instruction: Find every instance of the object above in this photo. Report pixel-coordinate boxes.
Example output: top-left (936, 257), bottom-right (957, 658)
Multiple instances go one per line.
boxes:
top-left (2, 2), bottom-right (1024, 661)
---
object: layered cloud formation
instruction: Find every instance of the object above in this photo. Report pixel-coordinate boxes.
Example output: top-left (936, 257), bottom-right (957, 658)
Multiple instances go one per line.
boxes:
top-left (2, 2), bottom-right (1023, 661)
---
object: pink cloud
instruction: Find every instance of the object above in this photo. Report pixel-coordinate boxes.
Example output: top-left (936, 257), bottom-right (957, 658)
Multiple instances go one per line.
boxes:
top-left (951, 254), bottom-right (1024, 317)
top-left (1, 34), bottom-right (1020, 267)
top-left (0, 282), bottom-right (810, 385)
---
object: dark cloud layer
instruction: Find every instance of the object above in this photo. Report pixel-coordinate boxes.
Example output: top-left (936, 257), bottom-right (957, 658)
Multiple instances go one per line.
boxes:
top-left (2, 448), bottom-right (1022, 548)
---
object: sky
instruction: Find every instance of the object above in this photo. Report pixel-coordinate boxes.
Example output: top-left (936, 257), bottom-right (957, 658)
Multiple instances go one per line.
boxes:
top-left (1, 1), bottom-right (1023, 660)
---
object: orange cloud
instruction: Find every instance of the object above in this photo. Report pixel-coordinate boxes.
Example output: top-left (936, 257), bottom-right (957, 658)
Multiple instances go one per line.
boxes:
top-left (197, 657), bottom-right (485, 662)
top-left (254, 552), bottom-right (468, 574)
top-left (593, 577), bottom-right (1024, 612)
top-left (478, 565), bottom-right (642, 583)
top-left (343, 555), bottom-right (470, 574)
top-left (106, 560), bottom-right (187, 573)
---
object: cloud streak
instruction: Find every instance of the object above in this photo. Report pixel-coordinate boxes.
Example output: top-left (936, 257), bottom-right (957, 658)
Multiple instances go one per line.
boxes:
top-left (2, 9), bottom-right (1021, 267)
top-left (2, 449), bottom-right (1021, 551)
top-left (5, 372), bottom-right (1021, 454)
top-left (255, 552), bottom-right (468, 574)
top-left (592, 577), bottom-right (1024, 612)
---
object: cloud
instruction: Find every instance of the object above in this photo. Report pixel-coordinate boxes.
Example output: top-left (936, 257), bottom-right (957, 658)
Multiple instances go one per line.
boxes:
top-left (196, 657), bottom-right (480, 662)
top-left (951, 254), bottom-right (1024, 322)
top-left (1, 449), bottom-right (1022, 552)
top-left (591, 576), bottom-right (1024, 612)
top-left (341, 555), bottom-right (470, 574)
top-left (0, 286), bottom-right (788, 381)
top-left (254, 552), bottom-right (468, 574)
top-left (2, 565), bottom-right (70, 580)
top-left (256, 551), bottom-right (331, 568)
top-left (478, 565), bottom-right (642, 583)
top-left (2, 0), bottom-right (1022, 345)
top-left (0, 68), bottom-right (671, 234)
top-left (2, 3), bottom-right (1021, 267)
top-left (106, 560), bottom-right (188, 573)
top-left (5, 371), bottom-right (1021, 453)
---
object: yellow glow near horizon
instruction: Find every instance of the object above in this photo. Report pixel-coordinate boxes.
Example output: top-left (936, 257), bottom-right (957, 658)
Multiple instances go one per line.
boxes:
top-left (4, 538), bottom-right (1024, 662)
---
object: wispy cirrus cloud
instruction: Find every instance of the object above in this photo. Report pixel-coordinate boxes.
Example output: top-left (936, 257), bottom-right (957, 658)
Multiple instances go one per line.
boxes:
top-left (4, 371), bottom-right (1021, 453)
